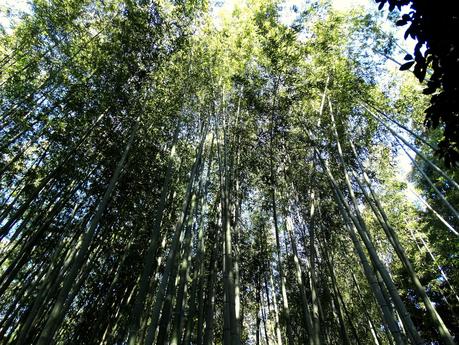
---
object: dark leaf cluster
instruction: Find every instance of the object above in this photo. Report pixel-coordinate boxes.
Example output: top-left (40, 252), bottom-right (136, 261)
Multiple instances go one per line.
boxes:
top-left (375, 0), bottom-right (459, 167)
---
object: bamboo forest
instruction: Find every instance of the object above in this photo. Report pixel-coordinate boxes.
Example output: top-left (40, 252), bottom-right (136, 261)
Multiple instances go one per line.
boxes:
top-left (0, 0), bottom-right (458, 344)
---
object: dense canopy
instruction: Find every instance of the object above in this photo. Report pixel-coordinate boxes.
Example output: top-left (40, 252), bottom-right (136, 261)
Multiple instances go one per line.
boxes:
top-left (0, 0), bottom-right (458, 344)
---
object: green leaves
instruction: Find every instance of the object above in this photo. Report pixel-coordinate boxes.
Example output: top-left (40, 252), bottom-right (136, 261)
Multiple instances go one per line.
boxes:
top-left (0, 2), bottom-right (456, 344)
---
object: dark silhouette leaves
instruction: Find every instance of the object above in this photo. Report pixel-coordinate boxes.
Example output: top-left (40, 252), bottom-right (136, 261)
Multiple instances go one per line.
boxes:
top-left (399, 60), bottom-right (414, 71)
top-left (376, 0), bottom-right (459, 167)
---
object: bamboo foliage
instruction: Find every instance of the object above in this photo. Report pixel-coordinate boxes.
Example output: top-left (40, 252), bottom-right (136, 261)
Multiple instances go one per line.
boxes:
top-left (0, 1), bottom-right (458, 344)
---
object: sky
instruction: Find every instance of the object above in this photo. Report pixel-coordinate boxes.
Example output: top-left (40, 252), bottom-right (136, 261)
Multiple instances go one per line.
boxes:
top-left (331, 0), bottom-right (370, 10)
top-left (0, 0), bottom-right (31, 32)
